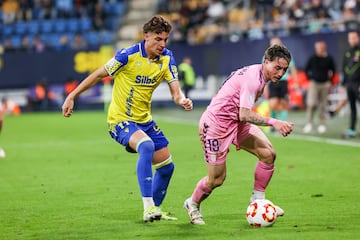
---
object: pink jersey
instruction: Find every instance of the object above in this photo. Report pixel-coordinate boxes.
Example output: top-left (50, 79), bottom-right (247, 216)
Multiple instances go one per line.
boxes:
top-left (203, 64), bottom-right (266, 127)
top-left (199, 64), bottom-right (266, 165)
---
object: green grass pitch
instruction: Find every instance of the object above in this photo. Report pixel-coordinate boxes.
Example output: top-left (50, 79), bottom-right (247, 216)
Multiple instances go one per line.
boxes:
top-left (0, 109), bottom-right (359, 240)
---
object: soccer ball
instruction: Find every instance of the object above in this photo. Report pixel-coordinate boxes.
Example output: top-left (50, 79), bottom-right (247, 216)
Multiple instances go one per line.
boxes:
top-left (246, 199), bottom-right (277, 227)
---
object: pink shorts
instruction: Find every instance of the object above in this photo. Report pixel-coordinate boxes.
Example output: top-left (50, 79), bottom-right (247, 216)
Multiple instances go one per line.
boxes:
top-left (199, 115), bottom-right (261, 165)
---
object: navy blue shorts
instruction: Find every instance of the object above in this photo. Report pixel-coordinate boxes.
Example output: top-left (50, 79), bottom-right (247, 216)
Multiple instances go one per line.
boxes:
top-left (109, 120), bottom-right (169, 153)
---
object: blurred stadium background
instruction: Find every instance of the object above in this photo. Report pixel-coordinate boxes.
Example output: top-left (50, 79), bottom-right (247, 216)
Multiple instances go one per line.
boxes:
top-left (0, 0), bottom-right (358, 117)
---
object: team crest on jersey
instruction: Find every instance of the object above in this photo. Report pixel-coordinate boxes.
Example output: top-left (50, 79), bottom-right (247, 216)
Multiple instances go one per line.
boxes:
top-left (105, 58), bottom-right (122, 74)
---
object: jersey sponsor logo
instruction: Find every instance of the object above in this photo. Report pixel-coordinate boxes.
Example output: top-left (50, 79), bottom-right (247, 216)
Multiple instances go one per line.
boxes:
top-left (135, 75), bottom-right (157, 84)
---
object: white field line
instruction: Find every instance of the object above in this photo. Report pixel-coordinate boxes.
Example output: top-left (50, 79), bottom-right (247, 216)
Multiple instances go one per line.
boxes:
top-left (288, 134), bottom-right (360, 147)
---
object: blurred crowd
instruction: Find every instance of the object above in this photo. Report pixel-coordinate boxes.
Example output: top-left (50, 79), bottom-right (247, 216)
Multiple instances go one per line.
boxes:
top-left (1, 0), bottom-right (105, 24)
top-left (3, 0), bottom-right (360, 51)
top-left (157, 0), bottom-right (360, 45)
top-left (0, 0), bottom-right (124, 52)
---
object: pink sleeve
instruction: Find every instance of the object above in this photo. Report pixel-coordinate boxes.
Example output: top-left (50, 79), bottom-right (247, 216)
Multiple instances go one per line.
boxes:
top-left (239, 77), bottom-right (259, 109)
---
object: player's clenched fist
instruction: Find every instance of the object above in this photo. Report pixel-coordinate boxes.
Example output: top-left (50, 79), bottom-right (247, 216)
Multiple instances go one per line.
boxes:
top-left (180, 98), bottom-right (193, 111)
top-left (62, 98), bottom-right (74, 117)
top-left (273, 120), bottom-right (294, 137)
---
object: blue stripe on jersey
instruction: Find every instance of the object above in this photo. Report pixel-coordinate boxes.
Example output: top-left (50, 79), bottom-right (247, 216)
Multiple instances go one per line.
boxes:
top-left (127, 42), bottom-right (140, 55)
top-left (163, 48), bottom-right (177, 79)
top-left (113, 40), bottom-right (177, 80)
top-left (114, 48), bottom-right (129, 67)
top-left (140, 41), bottom-right (147, 58)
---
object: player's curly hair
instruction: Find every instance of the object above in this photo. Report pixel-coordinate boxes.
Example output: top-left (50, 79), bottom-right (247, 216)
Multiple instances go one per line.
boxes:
top-left (143, 15), bottom-right (172, 34)
top-left (264, 44), bottom-right (291, 64)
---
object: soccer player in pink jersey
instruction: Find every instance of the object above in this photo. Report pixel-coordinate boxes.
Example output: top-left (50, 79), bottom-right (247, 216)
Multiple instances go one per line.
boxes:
top-left (184, 44), bottom-right (294, 225)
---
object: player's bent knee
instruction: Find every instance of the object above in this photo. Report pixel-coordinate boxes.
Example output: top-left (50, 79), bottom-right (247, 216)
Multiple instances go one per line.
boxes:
top-left (208, 175), bottom-right (226, 189)
top-left (216, 178), bottom-right (225, 188)
top-left (261, 147), bottom-right (276, 164)
top-left (269, 148), bottom-right (276, 162)
top-left (214, 178), bottom-right (225, 188)
top-left (154, 156), bottom-right (174, 176)
top-left (137, 139), bottom-right (155, 154)
top-left (156, 162), bottom-right (174, 177)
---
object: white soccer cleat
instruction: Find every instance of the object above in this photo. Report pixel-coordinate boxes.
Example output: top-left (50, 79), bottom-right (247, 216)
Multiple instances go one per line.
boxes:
top-left (143, 206), bottom-right (162, 222)
top-left (317, 125), bottom-right (326, 134)
top-left (0, 148), bottom-right (5, 158)
top-left (184, 197), bottom-right (205, 225)
top-left (275, 205), bottom-right (285, 217)
top-left (303, 123), bottom-right (312, 133)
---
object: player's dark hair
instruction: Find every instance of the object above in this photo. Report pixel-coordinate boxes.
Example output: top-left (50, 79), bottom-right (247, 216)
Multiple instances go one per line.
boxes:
top-left (348, 30), bottom-right (359, 35)
top-left (143, 15), bottom-right (172, 34)
top-left (264, 44), bottom-right (291, 64)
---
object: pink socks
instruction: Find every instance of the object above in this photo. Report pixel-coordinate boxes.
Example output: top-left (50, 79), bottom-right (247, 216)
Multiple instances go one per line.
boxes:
top-left (192, 177), bottom-right (212, 204)
top-left (254, 161), bottom-right (274, 191)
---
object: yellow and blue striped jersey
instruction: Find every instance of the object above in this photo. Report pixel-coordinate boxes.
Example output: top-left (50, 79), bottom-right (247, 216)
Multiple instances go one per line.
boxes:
top-left (104, 41), bottom-right (178, 124)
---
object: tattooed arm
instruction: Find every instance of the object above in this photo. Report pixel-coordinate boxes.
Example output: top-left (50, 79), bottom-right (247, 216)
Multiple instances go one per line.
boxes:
top-left (239, 107), bottom-right (271, 126)
top-left (239, 107), bottom-right (294, 137)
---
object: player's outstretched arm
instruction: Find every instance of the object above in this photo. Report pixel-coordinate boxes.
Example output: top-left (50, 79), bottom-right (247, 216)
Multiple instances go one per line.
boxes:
top-left (62, 67), bottom-right (109, 117)
top-left (168, 81), bottom-right (193, 111)
top-left (239, 107), bottom-right (294, 137)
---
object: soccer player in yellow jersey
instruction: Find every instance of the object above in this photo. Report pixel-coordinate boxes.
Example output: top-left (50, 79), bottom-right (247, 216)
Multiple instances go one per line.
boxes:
top-left (62, 15), bottom-right (193, 222)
